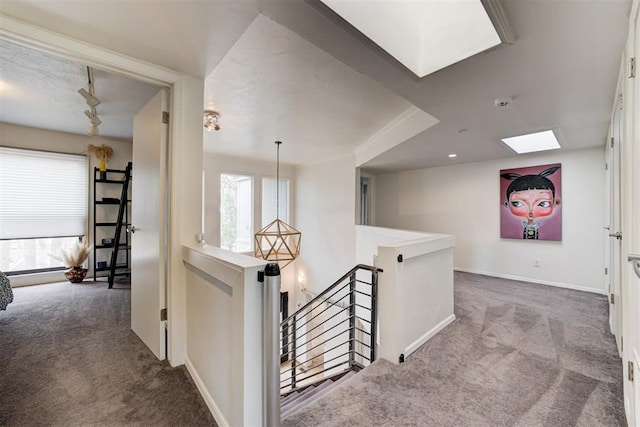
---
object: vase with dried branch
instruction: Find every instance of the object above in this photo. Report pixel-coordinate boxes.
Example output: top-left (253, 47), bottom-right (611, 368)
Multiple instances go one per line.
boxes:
top-left (55, 237), bottom-right (92, 283)
top-left (88, 144), bottom-right (113, 179)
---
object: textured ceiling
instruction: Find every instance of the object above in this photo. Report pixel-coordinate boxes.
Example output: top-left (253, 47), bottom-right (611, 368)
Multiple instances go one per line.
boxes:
top-left (0, 39), bottom-right (160, 140)
top-left (203, 14), bottom-right (417, 166)
top-left (0, 0), bottom-right (632, 171)
top-left (261, 0), bottom-right (632, 172)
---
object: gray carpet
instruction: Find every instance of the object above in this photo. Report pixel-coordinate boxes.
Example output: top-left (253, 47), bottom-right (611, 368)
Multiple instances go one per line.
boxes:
top-left (283, 272), bottom-right (627, 426)
top-left (0, 280), bottom-right (216, 426)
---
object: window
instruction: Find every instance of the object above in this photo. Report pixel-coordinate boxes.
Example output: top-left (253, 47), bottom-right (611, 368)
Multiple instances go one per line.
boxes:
top-left (0, 147), bottom-right (87, 273)
top-left (262, 177), bottom-right (289, 226)
top-left (220, 173), bottom-right (253, 252)
top-left (0, 237), bottom-right (80, 274)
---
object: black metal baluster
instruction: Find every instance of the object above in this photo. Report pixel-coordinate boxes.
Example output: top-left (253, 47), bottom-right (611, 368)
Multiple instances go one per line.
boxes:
top-left (348, 271), bottom-right (356, 368)
top-left (291, 314), bottom-right (297, 390)
top-left (370, 269), bottom-right (378, 362)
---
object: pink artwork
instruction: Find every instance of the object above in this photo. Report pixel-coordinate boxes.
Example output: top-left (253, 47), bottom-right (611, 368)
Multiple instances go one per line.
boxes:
top-left (500, 163), bottom-right (562, 240)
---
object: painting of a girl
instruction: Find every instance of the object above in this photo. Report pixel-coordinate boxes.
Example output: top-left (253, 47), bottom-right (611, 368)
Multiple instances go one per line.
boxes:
top-left (500, 163), bottom-right (562, 240)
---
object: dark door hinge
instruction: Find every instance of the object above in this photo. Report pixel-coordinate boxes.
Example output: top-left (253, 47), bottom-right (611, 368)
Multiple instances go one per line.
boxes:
top-left (160, 308), bottom-right (168, 321)
top-left (629, 361), bottom-right (634, 382)
top-left (162, 111), bottom-right (170, 124)
top-left (630, 57), bottom-right (636, 78)
top-left (610, 293), bottom-right (614, 304)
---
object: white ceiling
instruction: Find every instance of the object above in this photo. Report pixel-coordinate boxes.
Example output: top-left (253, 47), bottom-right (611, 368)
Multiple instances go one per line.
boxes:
top-left (0, 39), bottom-right (160, 139)
top-left (0, 0), bottom-right (632, 171)
top-left (203, 14), bottom-right (415, 166)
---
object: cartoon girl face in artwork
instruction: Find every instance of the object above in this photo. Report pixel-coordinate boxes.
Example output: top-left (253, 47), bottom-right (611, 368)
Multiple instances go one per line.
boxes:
top-left (501, 166), bottom-right (561, 239)
top-left (507, 188), bottom-right (555, 223)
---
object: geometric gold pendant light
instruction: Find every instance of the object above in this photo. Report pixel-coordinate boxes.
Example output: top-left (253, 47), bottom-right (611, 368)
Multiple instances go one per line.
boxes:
top-left (254, 141), bottom-right (301, 269)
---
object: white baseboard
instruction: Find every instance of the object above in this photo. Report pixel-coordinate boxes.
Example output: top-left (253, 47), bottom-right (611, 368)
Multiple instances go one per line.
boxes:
top-left (454, 267), bottom-right (606, 295)
top-left (185, 357), bottom-right (229, 427)
top-left (404, 314), bottom-right (456, 358)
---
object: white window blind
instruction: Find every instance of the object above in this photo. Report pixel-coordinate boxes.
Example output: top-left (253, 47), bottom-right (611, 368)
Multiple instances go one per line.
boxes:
top-left (262, 178), bottom-right (289, 227)
top-left (0, 147), bottom-right (87, 239)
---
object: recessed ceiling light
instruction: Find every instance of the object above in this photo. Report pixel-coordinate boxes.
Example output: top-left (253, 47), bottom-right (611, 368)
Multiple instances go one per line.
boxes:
top-left (501, 130), bottom-right (561, 154)
top-left (448, 153), bottom-right (458, 158)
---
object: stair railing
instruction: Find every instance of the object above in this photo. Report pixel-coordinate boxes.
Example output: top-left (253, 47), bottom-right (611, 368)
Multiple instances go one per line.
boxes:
top-left (280, 264), bottom-right (382, 394)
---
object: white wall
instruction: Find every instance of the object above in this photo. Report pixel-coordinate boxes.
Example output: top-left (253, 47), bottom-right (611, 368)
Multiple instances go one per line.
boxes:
top-left (294, 154), bottom-right (357, 297)
top-left (375, 147), bottom-right (607, 293)
top-left (355, 224), bottom-right (433, 265)
top-left (356, 225), bottom-right (455, 363)
top-left (1, 123), bottom-right (133, 285)
top-left (183, 244), bottom-right (266, 427)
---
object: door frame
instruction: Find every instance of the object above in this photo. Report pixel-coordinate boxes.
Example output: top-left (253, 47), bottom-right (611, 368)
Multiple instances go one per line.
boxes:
top-left (0, 14), bottom-right (204, 366)
top-left (619, 1), bottom-right (639, 424)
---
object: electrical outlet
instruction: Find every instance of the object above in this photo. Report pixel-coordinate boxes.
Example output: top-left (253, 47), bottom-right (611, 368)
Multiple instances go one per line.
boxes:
top-left (534, 258), bottom-right (541, 267)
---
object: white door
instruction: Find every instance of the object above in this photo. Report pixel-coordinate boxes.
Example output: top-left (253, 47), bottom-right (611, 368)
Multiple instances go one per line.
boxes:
top-left (608, 93), bottom-right (623, 353)
top-left (623, 5), bottom-right (639, 425)
top-left (131, 88), bottom-right (169, 360)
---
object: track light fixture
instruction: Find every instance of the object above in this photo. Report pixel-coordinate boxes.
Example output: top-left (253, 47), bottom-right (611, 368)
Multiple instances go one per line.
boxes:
top-left (84, 109), bottom-right (102, 126)
top-left (79, 66), bottom-right (102, 136)
top-left (78, 88), bottom-right (101, 108)
top-left (204, 110), bottom-right (221, 131)
top-left (87, 124), bottom-right (100, 136)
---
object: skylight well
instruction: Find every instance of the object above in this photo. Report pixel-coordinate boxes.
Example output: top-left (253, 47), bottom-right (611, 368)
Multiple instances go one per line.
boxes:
top-left (319, 0), bottom-right (503, 78)
top-left (501, 130), bottom-right (561, 154)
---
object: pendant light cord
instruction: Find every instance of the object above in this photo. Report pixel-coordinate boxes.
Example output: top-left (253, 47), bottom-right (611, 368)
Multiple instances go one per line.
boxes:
top-left (275, 141), bottom-right (281, 221)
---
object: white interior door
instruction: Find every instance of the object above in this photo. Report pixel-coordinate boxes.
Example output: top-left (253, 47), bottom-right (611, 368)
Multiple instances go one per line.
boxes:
top-left (131, 88), bottom-right (169, 360)
top-left (624, 5), bottom-right (640, 424)
top-left (609, 94), bottom-right (623, 353)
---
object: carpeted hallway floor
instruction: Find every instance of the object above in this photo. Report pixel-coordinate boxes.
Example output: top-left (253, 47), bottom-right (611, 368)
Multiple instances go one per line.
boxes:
top-left (0, 280), bottom-right (216, 426)
top-left (1, 273), bottom-right (626, 426)
top-left (282, 272), bottom-right (627, 426)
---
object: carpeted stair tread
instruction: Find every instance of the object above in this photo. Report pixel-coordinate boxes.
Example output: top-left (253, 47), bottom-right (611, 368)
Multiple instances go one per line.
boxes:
top-left (281, 383), bottom-right (327, 413)
top-left (282, 370), bottom-right (358, 420)
top-left (281, 379), bottom-right (335, 418)
top-left (281, 385), bottom-right (316, 410)
top-left (281, 390), bottom-right (299, 406)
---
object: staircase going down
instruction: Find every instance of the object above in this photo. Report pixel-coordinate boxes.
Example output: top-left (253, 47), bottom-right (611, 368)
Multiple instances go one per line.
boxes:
top-left (278, 264), bottom-right (381, 421)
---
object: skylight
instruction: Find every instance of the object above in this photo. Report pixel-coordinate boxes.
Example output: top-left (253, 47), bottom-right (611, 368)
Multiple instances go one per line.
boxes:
top-left (501, 130), bottom-right (561, 154)
top-left (319, 0), bottom-right (502, 78)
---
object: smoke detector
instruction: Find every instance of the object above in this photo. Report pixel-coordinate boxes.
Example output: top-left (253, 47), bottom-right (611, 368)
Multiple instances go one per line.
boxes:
top-left (494, 97), bottom-right (512, 108)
